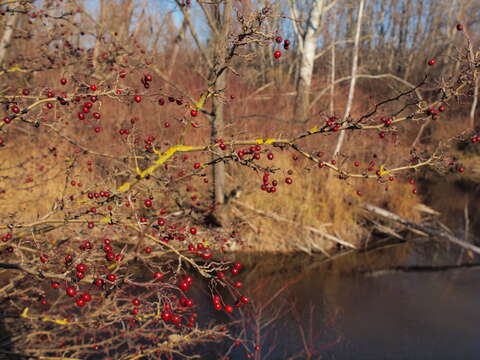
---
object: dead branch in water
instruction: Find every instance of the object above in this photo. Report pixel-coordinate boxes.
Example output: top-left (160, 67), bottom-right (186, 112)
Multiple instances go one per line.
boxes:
top-left (362, 203), bottom-right (480, 255)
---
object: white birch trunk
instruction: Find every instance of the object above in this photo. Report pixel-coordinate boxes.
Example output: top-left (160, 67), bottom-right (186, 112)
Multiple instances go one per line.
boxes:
top-left (329, 14), bottom-right (336, 115)
top-left (333, 0), bottom-right (365, 157)
top-left (0, 11), bottom-right (18, 66)
top-left (293, 0), bottom-right (325, 122)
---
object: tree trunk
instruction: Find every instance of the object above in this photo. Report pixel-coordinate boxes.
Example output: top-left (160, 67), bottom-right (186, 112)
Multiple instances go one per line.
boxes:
top-left (293, 0), bottom-right (325, 122)
top-left (333, 0), bottom-right (365, 157)
top-left (167, 16), bottom-right (188, 78)
top-left (329, 13), bottom-right (336, 115)
top-left (92, 0), bottom-right (107, 71)
top-left (211, 0), bottom-right (232, 218)
top-left (0, 11), bottom-right (18, 66)
top-left (469, 69), bottom-right (478, 130)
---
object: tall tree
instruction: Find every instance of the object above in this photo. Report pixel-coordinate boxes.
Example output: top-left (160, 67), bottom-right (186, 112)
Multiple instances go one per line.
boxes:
top-left (210, 0), bottom-right (232, 215)
top-left (333, 0), bottom-right (365, 157)
top-left (291, 0), bottom-right (325, 122)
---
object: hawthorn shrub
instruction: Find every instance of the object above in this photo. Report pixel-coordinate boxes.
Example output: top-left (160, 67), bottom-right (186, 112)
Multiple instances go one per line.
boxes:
top-left (0, 1), bottom-right (478, 359)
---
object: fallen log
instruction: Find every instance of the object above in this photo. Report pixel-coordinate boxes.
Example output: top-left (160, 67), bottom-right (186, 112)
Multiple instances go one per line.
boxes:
top-left (362, 203), bottom-right (480, 256)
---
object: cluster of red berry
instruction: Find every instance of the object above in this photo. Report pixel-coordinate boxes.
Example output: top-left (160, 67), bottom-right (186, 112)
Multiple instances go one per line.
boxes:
top-left (273, 35), bottom-right (290, 59)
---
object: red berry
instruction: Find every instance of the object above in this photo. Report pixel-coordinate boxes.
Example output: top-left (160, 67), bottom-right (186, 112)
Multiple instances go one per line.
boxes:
top-left (179, 281), bottom-right (189, 291)
top-left (76, 298), bottom-right (85, 307)
top-left (76, 263), bottom-right (87, 273)
top-left (153, 272), bottom-right (164, 280)
top-left (171, 314), bottom-right (181, 325)
top-left (274, 50), bottom-right (282, 59)
top-left (66, 286), bottom-right (77, 297)
top-left (90, 84), bottom-right (97, 91)
top-left (240, 295), bottom-right (249, 304)
top-left (132, 298), bottom-right (140, 307)
top-left (144, 199), bottom-right (152, 207)
top-left (161, 310), bottom-right (172, 322)
top-left (106, 273), bottom-right (117, 282)
top-left (60, 78), bottom-right (67, 85)
top-left (190, 109), bottom-right (198, 117)
top-left (134, 95), bottom-right (142, 103)
top-left (428, 59), bottom-right (436, 66)
top-left (457, 24), bottom-right (464, 31)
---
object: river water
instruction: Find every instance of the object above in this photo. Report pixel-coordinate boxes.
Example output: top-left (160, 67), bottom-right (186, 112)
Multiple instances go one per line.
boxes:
top-left (198, 244), bottom-right (480, 359)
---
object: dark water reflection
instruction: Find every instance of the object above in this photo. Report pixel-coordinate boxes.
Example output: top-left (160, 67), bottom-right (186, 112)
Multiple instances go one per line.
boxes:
top-left (202, 243), bottom-right (480, 360)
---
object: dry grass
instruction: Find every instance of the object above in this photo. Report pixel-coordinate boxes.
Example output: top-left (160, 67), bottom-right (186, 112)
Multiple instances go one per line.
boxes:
top-left (225, 151), bottom-right (422, 253)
